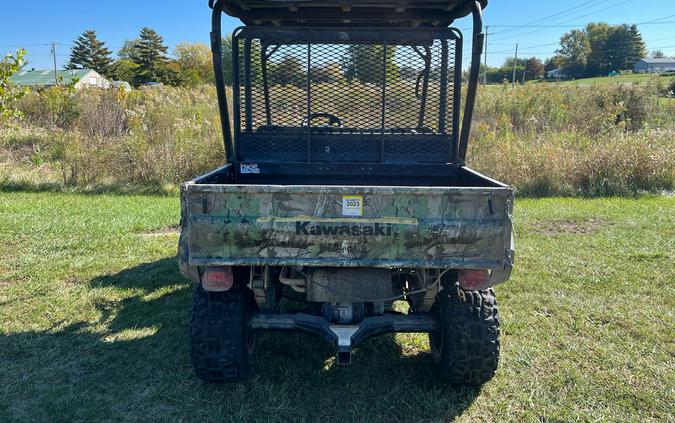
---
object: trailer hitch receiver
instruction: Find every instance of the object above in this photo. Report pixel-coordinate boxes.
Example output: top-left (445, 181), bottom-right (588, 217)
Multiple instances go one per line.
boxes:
top-left (329, 325), bottom-right (360, 365)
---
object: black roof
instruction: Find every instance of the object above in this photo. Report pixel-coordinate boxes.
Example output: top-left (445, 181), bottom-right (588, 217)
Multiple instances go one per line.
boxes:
top-left (220, 0), bottom-right (487, 27)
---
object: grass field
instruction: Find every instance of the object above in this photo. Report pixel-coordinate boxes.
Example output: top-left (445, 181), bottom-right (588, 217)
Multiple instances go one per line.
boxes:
top-left (0, 192), bottom-right (673, 422)
top-left (541, 73), bottom-right (670, 86)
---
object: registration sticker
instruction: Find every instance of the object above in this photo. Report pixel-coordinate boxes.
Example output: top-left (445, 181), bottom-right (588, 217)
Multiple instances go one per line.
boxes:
top-left (240, 163), bottom-right (260, 174)
top-left (342, 195), bottom-right (363, 216)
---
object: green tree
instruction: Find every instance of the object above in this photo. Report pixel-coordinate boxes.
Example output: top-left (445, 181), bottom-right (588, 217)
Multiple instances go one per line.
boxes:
top-left (66, 30), bottom-right (113, 76)
top-left (585, 23), bottom-right (613, 76)
top-left (242, 39), bottom-right (263, 86)
top-left (557, 29), bottom-right (591, 78)
top-left (311, 62), bottom-right (343, 83)
top-left (500, 57), bottom-right (526, 83)
top-left (163, 60), bottom-right (185, 86)
top-left (221, 35), bottom-right (234, 85)
top-left (605, 24), bottom-right (646, 72)
top-left (269, 55), bottom-right (305, 86)
top-left (108, 58), bottom-right (138, 82)
top-left (0, 49), bottom-right (28, 126)
top-left (118, 39), bottom-right (140, 60)
top-left (219, 37), bottom-right (263, 87)
top-left (627, 25), bottom-right (647, 66)
top-left (174, 42), bottom-right (214, 86)
top-left (343, 45), bottom-right (399, 84)
top-left (557, 23), bottom-right (648, 77)
top-left (544, 55), bottom-right (565, 73)
top-left (524, 57), bottom-right (545, 80)
top-left (129, 28), bottom-right (173, 85)
top-left (651, 50), bottom-right (665, 58)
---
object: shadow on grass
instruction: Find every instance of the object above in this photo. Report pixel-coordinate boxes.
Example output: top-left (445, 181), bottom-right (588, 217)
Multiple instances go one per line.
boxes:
top-left (1, 258), bottom-right (483, 421)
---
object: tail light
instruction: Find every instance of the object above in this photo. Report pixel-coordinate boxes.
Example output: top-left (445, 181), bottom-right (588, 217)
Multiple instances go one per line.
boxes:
top-left (202, 267), bottom-right (233, 292)
top-left (458, 269), bottom-right (491, 291)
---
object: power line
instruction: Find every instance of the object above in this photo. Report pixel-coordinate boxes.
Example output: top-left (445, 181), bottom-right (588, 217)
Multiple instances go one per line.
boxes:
top-left (644, 35), bottom-right (675, 44)
top-left (490, 0), bottom-right (609, 37)
top-left (518, 42), bottom-right (561, 50)
top-left (482, 9), bottom-right (675, 68)
top-left (487, 44), bottom-right (675, 56)
top-left (638, 13), bottom-right (675, 24)
top-left (485, 20), bottom-right (675, 30)
top-left (491, 42), bottom-right (675, 55)
top-left (515, 37), bottom-right (673, 51)
top-left (25, 53), bottom-right (70, 57)
top-left (0, 43), bottom-right (51, 48)
top-left (492, 0), bottom-right (633, 41)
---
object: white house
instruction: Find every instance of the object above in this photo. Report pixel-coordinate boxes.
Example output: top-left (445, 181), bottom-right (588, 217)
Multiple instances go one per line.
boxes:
top-left (546, 68), bottom-right (570, 80)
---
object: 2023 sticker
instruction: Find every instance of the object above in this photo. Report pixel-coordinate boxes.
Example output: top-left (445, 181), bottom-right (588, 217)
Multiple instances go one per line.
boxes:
top-left (342, 196), bottom-right (363, 216)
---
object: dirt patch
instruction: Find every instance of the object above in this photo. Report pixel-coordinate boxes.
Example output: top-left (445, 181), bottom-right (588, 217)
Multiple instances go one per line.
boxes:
top-left (137, 225), bottom-right (180, 237)
top-left (62, 275), bottom-right (82, 286)
top-left (530, 219), bottom-right (606, 236)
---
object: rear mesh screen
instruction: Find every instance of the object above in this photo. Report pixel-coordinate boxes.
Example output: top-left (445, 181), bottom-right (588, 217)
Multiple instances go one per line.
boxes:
top-left (232, 28), bottom-right (462, 163)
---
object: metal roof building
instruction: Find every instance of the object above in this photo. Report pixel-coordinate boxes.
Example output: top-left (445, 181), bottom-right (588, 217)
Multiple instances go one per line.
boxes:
top-left (9, 68), bottom-right (110, 89)
top-left (633, 58), bottom-right (675, 73)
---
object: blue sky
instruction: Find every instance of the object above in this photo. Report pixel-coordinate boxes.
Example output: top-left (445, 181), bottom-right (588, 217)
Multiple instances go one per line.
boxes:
top-left (1, 0), bottom-right (673, 70)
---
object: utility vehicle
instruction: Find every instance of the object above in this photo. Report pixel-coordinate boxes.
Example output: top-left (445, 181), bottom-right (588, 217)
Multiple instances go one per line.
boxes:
top-left (179, 0), bottom-right (514, 385)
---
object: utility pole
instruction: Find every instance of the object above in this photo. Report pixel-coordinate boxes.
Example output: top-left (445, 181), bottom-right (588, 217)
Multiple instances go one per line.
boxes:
top-left (51, 43), bottom-right (58, 85)
top-left (512, 43), bottom-right (518, 88)
top-left (483, 25), bottom-right (489, 85)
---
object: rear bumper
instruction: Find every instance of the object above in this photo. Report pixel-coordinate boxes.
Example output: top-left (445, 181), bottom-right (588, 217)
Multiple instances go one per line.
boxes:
top-left (250, 312), bottom-right (437, 365)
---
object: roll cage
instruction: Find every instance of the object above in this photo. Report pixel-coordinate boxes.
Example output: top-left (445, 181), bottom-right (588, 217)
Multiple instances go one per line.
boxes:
top-left (209, 0), bottom-right (485, 173)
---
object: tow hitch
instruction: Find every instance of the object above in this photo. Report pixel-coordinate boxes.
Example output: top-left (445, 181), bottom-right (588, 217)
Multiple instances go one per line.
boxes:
top-left (249, 313), bottom-right (437, 365)
top-left (330, 326), bottom-right (360, 365)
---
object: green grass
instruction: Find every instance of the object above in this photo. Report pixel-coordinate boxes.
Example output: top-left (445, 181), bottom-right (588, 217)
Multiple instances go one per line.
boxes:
top-left (543, 73), bottom-right (666, 86)
top-left (0, 192), bottom-right (673, 422)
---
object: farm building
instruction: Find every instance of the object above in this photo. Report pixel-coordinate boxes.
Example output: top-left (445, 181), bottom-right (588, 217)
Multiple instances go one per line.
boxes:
top-left (546, 68), bottom-right (570, 79)
top-left (633, 58), bottom-right (675, 73)
top-left (9, 68), bottom-right (110, 89)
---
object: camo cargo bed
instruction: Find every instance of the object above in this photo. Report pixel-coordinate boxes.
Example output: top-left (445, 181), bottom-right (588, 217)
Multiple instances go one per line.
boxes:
top-left (178, 164), bottom-right (514, 270)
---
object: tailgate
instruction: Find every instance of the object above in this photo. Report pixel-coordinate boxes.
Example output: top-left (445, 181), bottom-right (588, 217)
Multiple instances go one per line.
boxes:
top-left (181, 184), bottom-right (513, 269)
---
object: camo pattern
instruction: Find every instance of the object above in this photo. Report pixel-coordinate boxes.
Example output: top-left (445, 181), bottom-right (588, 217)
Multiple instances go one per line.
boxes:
top-left (178, 183), bottom-right (514, 275)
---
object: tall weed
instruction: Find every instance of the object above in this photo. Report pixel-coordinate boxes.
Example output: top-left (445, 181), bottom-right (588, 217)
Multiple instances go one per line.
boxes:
top-left (8, 85), bottom-right (223, 187)
top-left (1, 82), bottom-right (673, 196)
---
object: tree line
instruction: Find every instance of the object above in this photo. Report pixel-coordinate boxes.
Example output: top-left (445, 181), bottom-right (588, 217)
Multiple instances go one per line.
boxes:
top-left (67, 30), bottom-right (404, 87)
top-left (479, 22), bottom-right (664, 83)
top-left (480, 57), bottom-right (546, 84)
top-left (65, 22), bottom-right (664, 87)
top-left (66, 29), bottom-right (213, 87)
top-left (548, 23), bottom-right (650, 78)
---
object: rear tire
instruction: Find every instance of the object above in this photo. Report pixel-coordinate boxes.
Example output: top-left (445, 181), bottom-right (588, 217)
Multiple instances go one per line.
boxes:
top-left (430, 283), bottom-right (500, 385)
top-left (189, 285), bottom-right (255, 383)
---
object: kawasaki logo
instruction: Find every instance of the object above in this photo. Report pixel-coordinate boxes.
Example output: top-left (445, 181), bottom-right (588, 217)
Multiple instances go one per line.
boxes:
top-left (296, 222), bottom-right (393, 237)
